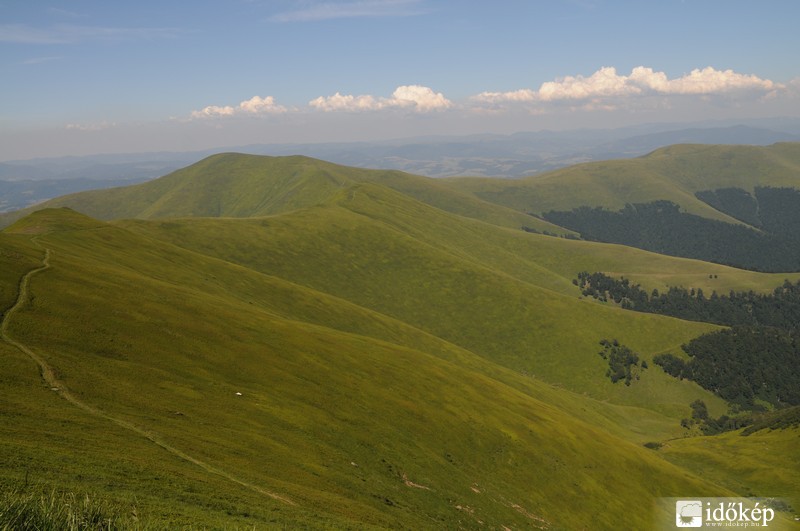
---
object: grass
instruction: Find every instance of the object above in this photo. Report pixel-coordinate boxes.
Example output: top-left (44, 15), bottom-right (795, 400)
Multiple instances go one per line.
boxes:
top-left (0, 153), bottom-right (566, 235)
top-left (120, 196), bottom-right (729, 416)
top-left (2, 148), bottom-right (800, 528)
top-left (0, 208), bottom-right (738, 529)
top-left (443, 142), bottom-right (800, 220)
top-left (0, 233), bottom-right (44, 316)
top-left (658, 426), bottom-right (800, 526)
top-left (0, 483), bottom-right (140, 530)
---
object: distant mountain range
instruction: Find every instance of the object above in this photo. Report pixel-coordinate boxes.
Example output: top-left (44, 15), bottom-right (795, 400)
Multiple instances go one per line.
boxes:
top-left (2, 146), bottom-right (800, 527)
top-left (2, 118), bottom-right (799, 213)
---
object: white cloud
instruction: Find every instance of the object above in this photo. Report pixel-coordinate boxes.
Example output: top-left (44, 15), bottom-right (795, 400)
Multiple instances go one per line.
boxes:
top-left (539, 66), bottom-right (641, 101)
top-left (630, 66), bottom-right (779, 95)
top-left (238, 95), bottom-right (287, 114)
top-left (269, 0), bottom-right (427, 22)
top-left (474, 66), bottom-right (783, 106)
top-left (391, 85), bottom-right (452, 111)
top-left (191, 95), bottom-right (287, 119)
top-left (309, 85), bottom-right (451, 112)
top-left (309, 92), bottom-right (381, 111)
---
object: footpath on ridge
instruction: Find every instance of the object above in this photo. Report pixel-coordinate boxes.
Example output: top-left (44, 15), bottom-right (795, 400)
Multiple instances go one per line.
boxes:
top-left (0, 244), bottom-right (295, 506)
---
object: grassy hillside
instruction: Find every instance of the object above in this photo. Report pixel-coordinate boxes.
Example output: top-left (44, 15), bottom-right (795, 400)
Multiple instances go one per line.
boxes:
top-left (121, 189), bottom-right (729, 415)
top-left (0, 153), bottom-right (565, 235)
top-left (1, 208), bottom-right (739, 529)
top-left (659, 426), bottom-right (800, 508)
top-left (444, 142), bottom-right (800, 220)
top-left (3, 150), bottom-right (800, 528)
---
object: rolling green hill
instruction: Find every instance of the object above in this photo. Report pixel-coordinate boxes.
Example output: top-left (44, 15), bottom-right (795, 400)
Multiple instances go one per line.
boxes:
top-left (2, 151), bottom-right (800, 528)
top-left (443, 143), bottom-right (800, 271)
top-left (444, 142), bottom-right (800, 221)
top-left (0, 208), bottom-right (732, 528)
top-left (0, 153), bottom-right (565, 235)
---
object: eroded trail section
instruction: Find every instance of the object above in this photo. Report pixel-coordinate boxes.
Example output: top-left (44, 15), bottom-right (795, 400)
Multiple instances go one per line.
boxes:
top-left (0, 246), bottom-right (295, 506)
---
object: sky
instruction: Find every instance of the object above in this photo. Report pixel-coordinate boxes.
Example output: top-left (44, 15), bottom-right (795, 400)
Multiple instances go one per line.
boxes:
top-left (1, 0), bottom-right (799, 160)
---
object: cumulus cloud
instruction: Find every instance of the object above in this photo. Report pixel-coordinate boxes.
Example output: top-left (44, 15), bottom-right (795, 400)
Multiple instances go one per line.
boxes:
top-left (309, 85), bottom-right (452, 112)
top-left (238, 95), bottom-right (287, 114)
top-left (630, 66), bottom-right (780, 95)
top-left (308, 92), bottom-right (381, 111)
top-left (474, 66), bottom-right (783, 106)
top-left (392, 85), bottom-right (452, 111)
top-left (191, 95), bottom-right (287, 118)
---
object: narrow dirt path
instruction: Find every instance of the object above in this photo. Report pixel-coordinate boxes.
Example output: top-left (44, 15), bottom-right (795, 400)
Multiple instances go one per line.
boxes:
top-left (1, 245), bottom-right (295, 506)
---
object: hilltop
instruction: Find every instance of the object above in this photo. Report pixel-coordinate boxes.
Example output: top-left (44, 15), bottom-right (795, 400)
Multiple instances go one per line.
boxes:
top-left (443, 143), bottom-right (800, 271)
top-left (0, 153), bottom-right (562, 234)
top-left (443, 142), bottom-right (800, 219)
top-left (2, 149), bottom-right (800, 528)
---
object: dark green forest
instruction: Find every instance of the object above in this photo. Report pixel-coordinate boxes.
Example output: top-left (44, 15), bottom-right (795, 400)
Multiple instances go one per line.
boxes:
top-left (576, 272), bottom-right (800, 409)
top-left (654, 327), bottom-right (800, 408)
top-left (598, 338), bottom-right (646, 386)
top-left (543, 187), bottom-right (800, 272)
top-left (575, 272), bottom-right (800, 329)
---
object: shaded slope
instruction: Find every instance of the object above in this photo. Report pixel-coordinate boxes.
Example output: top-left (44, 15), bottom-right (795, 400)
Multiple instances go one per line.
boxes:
top-left (1, 209), bottom-right (734, 528)
top-left (543, 199), bottom-right (800, 272)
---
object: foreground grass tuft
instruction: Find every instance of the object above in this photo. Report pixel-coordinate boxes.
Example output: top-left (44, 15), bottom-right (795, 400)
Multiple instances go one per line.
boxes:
top-left (0, 484), bottom-right (140, 530)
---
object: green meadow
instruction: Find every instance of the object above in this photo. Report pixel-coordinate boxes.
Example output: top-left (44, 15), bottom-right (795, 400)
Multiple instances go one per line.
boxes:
top-left (2, 147), bottom-right (799, 528)
top-left (443, 142), bottom-right (800, 220)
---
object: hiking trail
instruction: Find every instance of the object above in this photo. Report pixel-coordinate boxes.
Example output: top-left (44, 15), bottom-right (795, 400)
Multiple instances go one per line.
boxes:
top-left (0, 245), bottom-right (295, 506)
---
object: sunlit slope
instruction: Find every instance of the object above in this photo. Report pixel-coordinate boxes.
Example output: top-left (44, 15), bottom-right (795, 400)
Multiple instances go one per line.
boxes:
top-left (660, 426), bottom-right (800, 504)
top-left (0, 233), bottom-right (43, 312)
top-left (658, 424), bottom-right (800, 524)
top-left (4, 154), bottom-right (354, 221)
top-left (123, 189), bottom-right (727, 418)
top-left (444, 142), bottom-right (800, 219)
top-left (1, 209), bottom-right (732, 529)
top-left (0, 153), bottom-right (562, 234)
top-left (319, 182), bottom-right (800, 296)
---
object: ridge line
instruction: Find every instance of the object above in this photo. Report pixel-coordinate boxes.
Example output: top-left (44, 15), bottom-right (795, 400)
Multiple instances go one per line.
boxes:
top-left (0, 243), bottom-right (296, 506)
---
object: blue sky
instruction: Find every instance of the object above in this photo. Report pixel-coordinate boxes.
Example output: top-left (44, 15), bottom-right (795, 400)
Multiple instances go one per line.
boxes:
top-left (1, 0), bottom-right (799, 159)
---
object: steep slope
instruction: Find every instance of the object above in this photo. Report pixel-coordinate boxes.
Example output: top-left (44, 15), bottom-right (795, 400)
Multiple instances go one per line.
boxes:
top-left (1, 208), bottom-right (734, 528)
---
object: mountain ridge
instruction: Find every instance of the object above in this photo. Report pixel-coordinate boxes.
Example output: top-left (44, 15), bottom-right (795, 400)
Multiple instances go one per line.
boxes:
top-left (1, 206), bottom-right (744, 528)
top-left (2, 146), bottom-right (800, 527)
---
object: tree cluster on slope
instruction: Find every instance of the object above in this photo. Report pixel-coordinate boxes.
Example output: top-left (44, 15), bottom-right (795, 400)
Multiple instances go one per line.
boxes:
top-left (543, 187), bottom-right (800, 272)
top-left (576, 272), bottom-right (800, 409)
top-left (575, 272), bottom-right (800, 330)
top-left (597, 339), bottom-right (646, 386)
top-left (654, 327), bottom-right (800, 408)
top-left (680, 399), bottom-right (755, 435)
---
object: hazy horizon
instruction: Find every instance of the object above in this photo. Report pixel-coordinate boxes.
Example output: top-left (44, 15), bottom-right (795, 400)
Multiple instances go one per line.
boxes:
top-left (2, 0), bottom-right (799, 160)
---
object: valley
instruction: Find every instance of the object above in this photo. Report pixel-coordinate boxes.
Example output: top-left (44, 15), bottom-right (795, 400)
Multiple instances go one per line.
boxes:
top-left (1, 145), bottom-right (799, 529)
